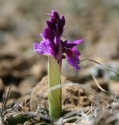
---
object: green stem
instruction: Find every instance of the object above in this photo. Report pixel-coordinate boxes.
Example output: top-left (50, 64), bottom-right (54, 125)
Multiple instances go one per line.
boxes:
top-left (48, 57), bottom-right (62, 119)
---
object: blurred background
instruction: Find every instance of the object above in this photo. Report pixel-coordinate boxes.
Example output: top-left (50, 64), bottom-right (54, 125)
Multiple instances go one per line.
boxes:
top-left (0, 0), bottom-right (119, 101)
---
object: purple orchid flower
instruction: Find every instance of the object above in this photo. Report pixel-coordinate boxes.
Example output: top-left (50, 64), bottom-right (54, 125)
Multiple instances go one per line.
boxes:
top-left (33, 10), bottom-right (83, 70)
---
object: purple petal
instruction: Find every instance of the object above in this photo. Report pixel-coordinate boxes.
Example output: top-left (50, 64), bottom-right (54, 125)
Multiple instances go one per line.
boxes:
top-left (65, 48), bottom-right (81, 70)
top-left (61, 15), bottom-right (65, 26)
top-left (46, 20), bottom-right (56, 30)
top-left (63, 41), bottom-right (77, 48)
top-left (48, 10), bottom-right (59, 20)
top-left (67, 56), bottom-right (80, 70)
top-left (71, 48), bottom-right (81, 56)
top-left (33, 43), bottom-right (45, 54)
top-left (43, 28), bottom-right (54, 40)
top-left (74, 39), bottom-right (84, 45)
top-left (63, 39), bottom-right (84, 49)
top-left (64, 47), bottom-right (80, 57)
top-left (33, 40), bottom-right (56, 57)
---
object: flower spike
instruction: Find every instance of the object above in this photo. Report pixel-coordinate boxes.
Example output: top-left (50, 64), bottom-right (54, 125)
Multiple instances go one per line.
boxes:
top-left (33, 10), bottom-right (83, 70)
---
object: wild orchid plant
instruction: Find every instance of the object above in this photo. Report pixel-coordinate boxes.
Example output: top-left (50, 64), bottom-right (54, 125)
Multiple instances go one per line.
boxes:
top-left (33, 10), bottom-right (83, 119)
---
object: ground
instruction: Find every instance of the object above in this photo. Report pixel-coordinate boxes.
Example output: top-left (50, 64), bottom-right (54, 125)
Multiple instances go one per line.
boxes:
top-left (0, 0), bottom-right (119, 125)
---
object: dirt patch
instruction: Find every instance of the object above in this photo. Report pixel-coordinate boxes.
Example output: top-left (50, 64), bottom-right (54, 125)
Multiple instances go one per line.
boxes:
top-left (30, 76), bottom-right (91, 111)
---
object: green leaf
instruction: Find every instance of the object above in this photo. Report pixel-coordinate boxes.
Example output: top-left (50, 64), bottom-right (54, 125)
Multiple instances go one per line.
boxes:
top-left (48, 57), bottom-right (62, 119)
top-left (6, 114), bottom-right (31, 125)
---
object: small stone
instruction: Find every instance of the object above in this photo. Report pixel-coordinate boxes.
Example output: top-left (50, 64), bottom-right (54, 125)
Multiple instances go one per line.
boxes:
top-left (18, 78), bottom-right (35, 95)
top-left (30, 63), bottom-right (47, 80)
top-left (109, 81), bottom-right (119, 94)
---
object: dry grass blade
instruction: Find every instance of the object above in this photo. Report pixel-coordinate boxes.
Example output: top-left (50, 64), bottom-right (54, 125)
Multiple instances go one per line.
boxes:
top-left (91, 73), bottom-right (109, 93)
top-left (2, 86), bottom-right (12, 112)
top-left (0, 86), bottom-right (15, 125)
top-left (74, 103), bottom-right (93, 124)
top-left (62, 110), bottom-right (81, 119)
top-left (1, 86), bottom-right (12, 118)
top-left (48, 82), bottom-right (94, 93)
top-left (91, 73), bottom-right (116, 96)
top-left (81, 59), bottom-right (119, 76)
